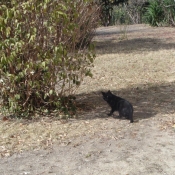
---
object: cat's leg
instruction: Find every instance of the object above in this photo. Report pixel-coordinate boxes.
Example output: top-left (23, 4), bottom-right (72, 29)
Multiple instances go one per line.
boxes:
top-left (125, 108), bottom-right (134, 123)
top-left (125, 115), bottom-right (129, 119)
top-left (118, 111), bottom-right (123, 118)
top-left (108, 108), bottom-right (115, 116)
top-left (122, 112), bottom-right (133, 123)
top-left (124, 110), bottom-right (133, 122)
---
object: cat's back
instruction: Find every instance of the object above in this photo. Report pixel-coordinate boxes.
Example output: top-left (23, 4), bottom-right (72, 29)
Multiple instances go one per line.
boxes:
top-left (119, 98), bottom-right (133, 112)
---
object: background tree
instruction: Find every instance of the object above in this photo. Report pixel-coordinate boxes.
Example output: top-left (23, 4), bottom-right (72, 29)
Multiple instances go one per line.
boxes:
top-left (123, 0), bottom-right (149, 24)
top-left (100, 0), bottom-right (175, 26)
top-left (161, 0), bottom-right (175, 26)
top-left (99, 0), bottom-right (128, 26)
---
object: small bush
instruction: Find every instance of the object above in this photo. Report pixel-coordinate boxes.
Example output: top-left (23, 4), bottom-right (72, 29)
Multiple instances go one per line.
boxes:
top-left (0, 0), bottom-right (100, 117)
top-left (112, 6), bottom-right (131, 25)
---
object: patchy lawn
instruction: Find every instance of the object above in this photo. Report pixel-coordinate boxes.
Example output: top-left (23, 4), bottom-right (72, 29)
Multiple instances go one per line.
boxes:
top-left (1, 24), bottom-right (175, 175)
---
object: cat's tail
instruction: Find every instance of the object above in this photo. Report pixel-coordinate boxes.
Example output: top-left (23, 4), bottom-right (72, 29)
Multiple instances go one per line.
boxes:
top-left (130, 116), bottom-right (134, 123)
top-left (129, 104), bottom-right (134, 123)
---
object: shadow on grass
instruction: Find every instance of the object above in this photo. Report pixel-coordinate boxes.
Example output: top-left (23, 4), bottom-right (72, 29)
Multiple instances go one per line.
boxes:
top-left (95, 26), bottom-right (149, 36)
top-left (76, 81), bottom-right (175, 122)
top-left (95, 38), bottom-right (175, 55)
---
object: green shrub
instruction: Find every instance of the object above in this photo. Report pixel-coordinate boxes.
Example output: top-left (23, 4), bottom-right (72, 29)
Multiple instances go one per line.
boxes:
top-left (0, 0), bottom-right (99, 117)
top-left (143, 0), bottom-right (175, 26)
top-left (143, 0), bottom-right (165, 26)
top-left (112, 6), bottom-right (130, 25)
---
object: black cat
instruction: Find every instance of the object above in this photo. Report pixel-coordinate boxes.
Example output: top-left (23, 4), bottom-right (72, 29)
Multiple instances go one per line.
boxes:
top-left (101, 90), bottom-right (133, 123)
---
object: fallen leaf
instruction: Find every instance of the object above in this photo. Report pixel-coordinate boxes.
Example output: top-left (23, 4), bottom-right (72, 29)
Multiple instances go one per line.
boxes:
top-left (2, 116), bottom-right (9, 121)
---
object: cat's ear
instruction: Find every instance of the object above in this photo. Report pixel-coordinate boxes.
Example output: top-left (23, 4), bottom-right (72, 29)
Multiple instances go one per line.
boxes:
top-left (101, 91), bottom-right (105, 95)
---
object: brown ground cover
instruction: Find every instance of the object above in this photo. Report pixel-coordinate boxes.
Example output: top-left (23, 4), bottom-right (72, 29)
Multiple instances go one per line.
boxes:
top-left (1, 24), bottom-right (175, 175)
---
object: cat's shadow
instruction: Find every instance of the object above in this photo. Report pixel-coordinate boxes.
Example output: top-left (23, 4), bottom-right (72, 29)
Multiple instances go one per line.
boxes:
top-left (112, 115), bottom-right (140, 123)
top-left (76, 81), bottom-right (175, 121)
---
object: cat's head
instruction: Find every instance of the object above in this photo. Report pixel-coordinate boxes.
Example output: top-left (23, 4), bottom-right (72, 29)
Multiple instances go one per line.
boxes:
top-left (101, 90), bottom-right (112, 102)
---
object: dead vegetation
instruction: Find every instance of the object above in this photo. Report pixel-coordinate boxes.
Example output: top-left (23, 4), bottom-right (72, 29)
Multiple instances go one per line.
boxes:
top-left (1, 24), bottom-right (175, 158)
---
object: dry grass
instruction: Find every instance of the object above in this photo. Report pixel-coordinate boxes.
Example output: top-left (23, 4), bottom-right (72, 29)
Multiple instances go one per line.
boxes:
top-left (79, 24), bottom-right (175, 92)
top-left (1, 24), bottom-right (175, 158)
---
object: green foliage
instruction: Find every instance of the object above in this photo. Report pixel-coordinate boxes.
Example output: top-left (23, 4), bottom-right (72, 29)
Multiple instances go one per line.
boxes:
top-left (99, 0), bottom-right (128, 26)
top-left (0, 0), bottom-right (99, 117)
top-left (162, 0), bottom-right (175, 26)
top-left (143, 0), bottom-right (175, 26)
top-left (99, 0), bottom-right (128, 6)
top-left (112, 5), bottom-right (131, 25)
top-left (143, 0), bottom-right (164, 26)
